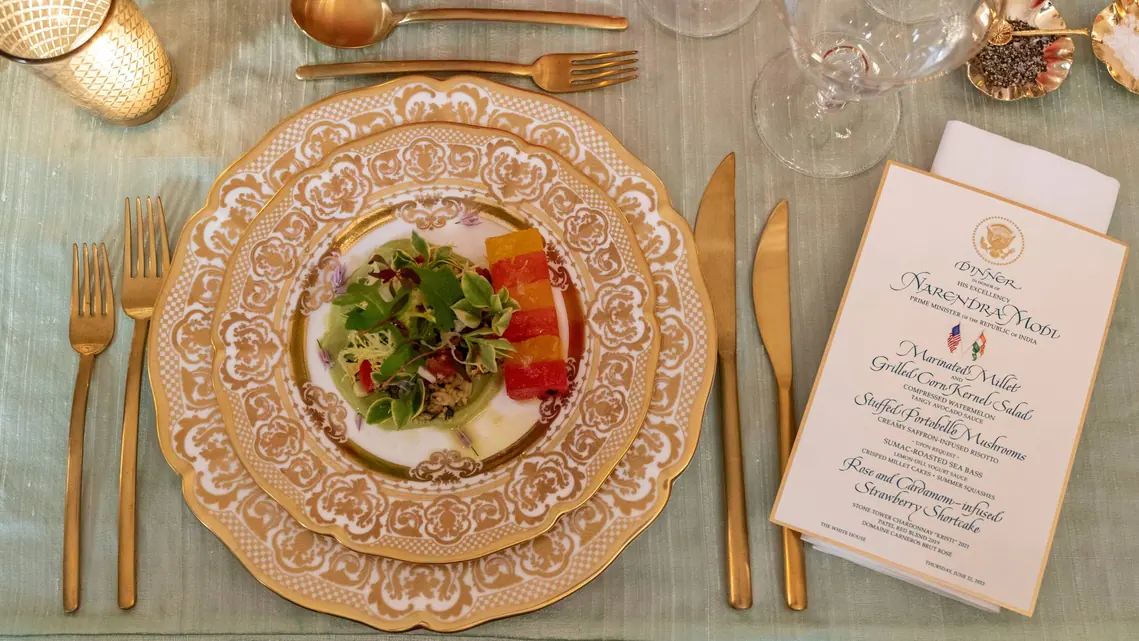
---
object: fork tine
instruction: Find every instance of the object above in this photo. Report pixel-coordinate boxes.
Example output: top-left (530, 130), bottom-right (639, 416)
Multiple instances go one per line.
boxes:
top-left (83, 243), bottom-right (94, 317)
top-left (156, 196), bottom-right (170, 271)
top-left (146, 197), bottom-right (157, 279)
top-left (572, 67), bottom-right (639, 83)
top-left (71, 244), bottom-right (80, 315)
top-left (123, 198), bottom-right (133, 278)
top-left (572, 58), bottom-right (639, 73)
top-left (575, 74), bottom-right (639, 91)
top-left (570, 50), bottom-right (637, 63)
top-left (135, 196), bottom-right (144, 277)
top-left (100, 244), bottom-right (112, 316)
top-left (92, 243), bottom-right (103, 317)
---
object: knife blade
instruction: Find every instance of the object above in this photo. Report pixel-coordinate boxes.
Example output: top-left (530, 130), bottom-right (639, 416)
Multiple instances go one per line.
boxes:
top-left (752, 200), bottom-right (808, 611)
top-left (694, 153), bottom-right (752, 610)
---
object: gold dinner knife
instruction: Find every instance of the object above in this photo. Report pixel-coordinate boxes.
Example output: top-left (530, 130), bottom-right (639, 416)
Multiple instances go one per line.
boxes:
top-left (752, 200), bottom-right (808, 611)
top-left (694, 153), bottom-right (752, 609)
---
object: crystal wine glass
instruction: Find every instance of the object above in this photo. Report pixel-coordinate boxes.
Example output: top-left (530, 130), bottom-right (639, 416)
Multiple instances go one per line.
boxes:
top-left (753, 0), bottom-right (1004, 178)
top-left (639, 0), bottom-right (762, 38)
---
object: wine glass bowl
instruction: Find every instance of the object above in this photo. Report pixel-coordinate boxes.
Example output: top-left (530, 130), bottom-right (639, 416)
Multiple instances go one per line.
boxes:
top-left (638, 0), bottom-right (762, 38)
top-left (755, 0), bottom-right (1004, 178)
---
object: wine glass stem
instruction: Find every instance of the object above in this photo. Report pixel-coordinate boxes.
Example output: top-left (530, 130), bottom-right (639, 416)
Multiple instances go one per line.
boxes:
top-left (815, 85), bottom-right (849, 113)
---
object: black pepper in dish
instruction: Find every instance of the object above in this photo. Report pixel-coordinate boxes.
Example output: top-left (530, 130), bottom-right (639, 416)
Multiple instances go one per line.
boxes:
top-left (974, 19), bottom-right (1059, 89)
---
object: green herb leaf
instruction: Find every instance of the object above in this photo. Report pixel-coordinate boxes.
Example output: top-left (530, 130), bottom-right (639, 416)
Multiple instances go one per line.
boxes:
top-left (377, 342), bottom-right (416, 380)
top-left (336, 282), bottom-right (409, 332)
top-left (344, 306), bottom-right (380, 331)
top-left (392, 251), bottom-right (417, 270)
top-left (452, 299), bottom-right (483, 329)
top-left (391, 395), bottom-right (413, 428)
top-left (460, 271), bottom-right (494, 309)
top-left (480, 337), bottom-right (515, 354)
top-left (499, 288), bottom-right (515, 307)
top-left (408, 378), bottom-right (426, 419)
top-left (478, 339), bottom-right (499, 372)
top-left (411, 230), bottom-right (430, 259)
top-left (491, 308), bottom-right (514, 336)
top-left (365, 397), bottom-right (393, 424)
top-left (412, 266), bottom-right (463, 331)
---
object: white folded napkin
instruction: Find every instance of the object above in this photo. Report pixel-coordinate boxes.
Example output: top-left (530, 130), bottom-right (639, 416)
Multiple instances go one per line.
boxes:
top-left (930, 120), bottom-right (1120, 233)
top-left (803, 121), bottom-right (1121, 613)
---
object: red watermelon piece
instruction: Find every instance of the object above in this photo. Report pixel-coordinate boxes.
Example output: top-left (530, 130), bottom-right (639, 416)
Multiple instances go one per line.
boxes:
top-left (490, 251), bottom-right (549, 289)
top-left (504, 361), bottom-right (570, 401)
top-left (502, 307), bottom-right (559, 343)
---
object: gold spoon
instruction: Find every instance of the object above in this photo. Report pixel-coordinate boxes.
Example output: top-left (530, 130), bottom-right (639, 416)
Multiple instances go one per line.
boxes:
top-left (291, 0), bottom-right (628, 49)
top-left (988, 18), bottom-right (1089, 46)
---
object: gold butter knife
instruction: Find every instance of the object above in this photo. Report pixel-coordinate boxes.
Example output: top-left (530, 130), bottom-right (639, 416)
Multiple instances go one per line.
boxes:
top-left (694, 153), bottom-right (752, 610)
top-left (752, 200), bottom-right (808, 611)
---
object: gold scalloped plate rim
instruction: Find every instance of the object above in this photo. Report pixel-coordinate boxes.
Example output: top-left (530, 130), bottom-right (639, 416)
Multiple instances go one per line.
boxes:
top-left (208, 120), bottom-right (662, 563)
top-left (966, 0), bottom-right (1074, 101)
top-left (146, 75), bottom-right (715, 632)
top-left (1092, 0), bottom-right (1139, 94)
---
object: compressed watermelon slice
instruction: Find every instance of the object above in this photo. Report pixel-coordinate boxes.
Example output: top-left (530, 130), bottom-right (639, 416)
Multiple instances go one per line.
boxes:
top-left (486, 227), bottom-right (545, 265)
top-left (502, 307), bottom-right (559, 343)
top-left (508, 335), bottom-right (563, 367)
top-left (486, 229), bottom-right (569, 401)
top-left (504, 360), bottom-right (570, 401)
top-left (489, 250), bottom-right (549, 289)
top-left (509, 279), bottom-right (555, 310)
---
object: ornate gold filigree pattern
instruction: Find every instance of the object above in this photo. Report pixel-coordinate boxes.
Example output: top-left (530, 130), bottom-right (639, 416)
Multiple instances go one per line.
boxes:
top-left (211, 123), bottom-right (659, 562)
top-left (148, 77), bottom-right (714, 632)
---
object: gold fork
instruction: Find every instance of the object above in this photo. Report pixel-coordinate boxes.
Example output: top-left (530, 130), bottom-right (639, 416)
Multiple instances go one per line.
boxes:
top-left (118, 197), bottom-right (170, 610)
top-left (65, 242), bottom-right (115, 613)
top-left (295, 51), bottom-right (639, 93)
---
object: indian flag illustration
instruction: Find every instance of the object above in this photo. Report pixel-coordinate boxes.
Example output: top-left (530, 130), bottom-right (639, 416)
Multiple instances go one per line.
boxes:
top-left (971, 332), bottom-right (987, 361)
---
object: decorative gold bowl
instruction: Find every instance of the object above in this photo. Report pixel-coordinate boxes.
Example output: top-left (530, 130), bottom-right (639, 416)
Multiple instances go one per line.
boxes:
top-left (967, 0), bottom-right (1074, 101)
top-left (1092, 0), bottom-right (1139, 93)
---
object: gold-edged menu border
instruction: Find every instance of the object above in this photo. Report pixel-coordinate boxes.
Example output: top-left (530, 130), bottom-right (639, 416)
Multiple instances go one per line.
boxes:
top-left (770, 161), bottom-right (1128, 615)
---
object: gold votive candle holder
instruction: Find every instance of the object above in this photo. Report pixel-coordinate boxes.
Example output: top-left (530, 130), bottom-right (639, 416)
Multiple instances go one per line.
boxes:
top-left (0, 0), bottom-right (175, 125)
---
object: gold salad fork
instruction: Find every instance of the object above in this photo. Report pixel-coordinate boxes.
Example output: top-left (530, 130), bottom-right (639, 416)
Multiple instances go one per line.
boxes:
top-left (118, 197), bottom-right (170, 610)
top-left (66, 243), bottom-right (115, 613)
top-left (295, 51), bottom-right (639, 93)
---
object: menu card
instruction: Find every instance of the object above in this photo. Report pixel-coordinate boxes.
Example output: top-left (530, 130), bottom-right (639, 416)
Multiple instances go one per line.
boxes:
top-left (771, 163), bottom-right (1128, 615)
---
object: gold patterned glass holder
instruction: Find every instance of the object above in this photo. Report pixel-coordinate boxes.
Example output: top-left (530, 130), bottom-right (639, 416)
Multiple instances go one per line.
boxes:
top-left (0, 0), bottom-right (175, 125)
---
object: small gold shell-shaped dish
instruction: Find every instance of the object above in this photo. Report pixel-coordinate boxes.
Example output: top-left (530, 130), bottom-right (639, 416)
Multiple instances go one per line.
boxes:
top-left (1092, 0), bottom-right (1139, 93)
top-left (967, 0), bottom-right (1074, 101)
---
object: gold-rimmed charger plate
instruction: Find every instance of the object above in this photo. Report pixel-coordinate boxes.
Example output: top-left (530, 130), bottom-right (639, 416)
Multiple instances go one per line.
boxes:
top-left (211, 121), bottom-right (660, 563)
top-left (148, 76), bottom-right (715, 632)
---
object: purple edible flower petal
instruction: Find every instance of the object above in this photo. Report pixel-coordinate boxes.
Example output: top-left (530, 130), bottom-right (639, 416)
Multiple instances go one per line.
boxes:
top-left (457, 211), bottom-right (482, 227)
top-left (355, 413), bottom-right (364, 430)
top-left (333, 261), bottom-right (348, 295)
top-left (318, 346), bottom-right (332, 370)
top-left (455, 428), bottom-right (473, 449)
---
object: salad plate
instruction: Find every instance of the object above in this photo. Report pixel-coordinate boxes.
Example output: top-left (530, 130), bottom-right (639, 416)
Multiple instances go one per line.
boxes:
top-left (212, 122), bottom-right (660, 562)
top-left (149, 76), bottom-right (714, 631)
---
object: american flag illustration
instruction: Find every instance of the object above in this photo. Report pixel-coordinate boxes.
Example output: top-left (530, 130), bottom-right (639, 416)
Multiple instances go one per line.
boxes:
top-left (947, 324), bottom-right (961, 353)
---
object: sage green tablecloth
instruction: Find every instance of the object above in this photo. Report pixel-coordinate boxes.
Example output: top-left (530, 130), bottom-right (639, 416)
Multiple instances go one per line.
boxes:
top-left (1, 0), bottom-right (1137, 639)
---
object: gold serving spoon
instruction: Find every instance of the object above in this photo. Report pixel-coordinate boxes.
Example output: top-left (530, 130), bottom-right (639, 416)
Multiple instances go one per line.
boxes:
top-left (988, 18), bottom-right (1089, 46)
top-left (291, 0), bottom-right (628, 49)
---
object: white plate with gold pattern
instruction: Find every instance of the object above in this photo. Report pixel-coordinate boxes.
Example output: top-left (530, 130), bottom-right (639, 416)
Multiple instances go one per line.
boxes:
top-left (149, 76), bottom-right (714, 631)
top-left (212, 122), bottom-right (659, 562)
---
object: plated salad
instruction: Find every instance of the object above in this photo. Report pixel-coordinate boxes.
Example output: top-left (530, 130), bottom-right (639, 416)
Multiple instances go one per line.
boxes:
top-left (322, 232), bottom-right (519, 430)
top-left (322, 229), bottom-right (571, 434)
